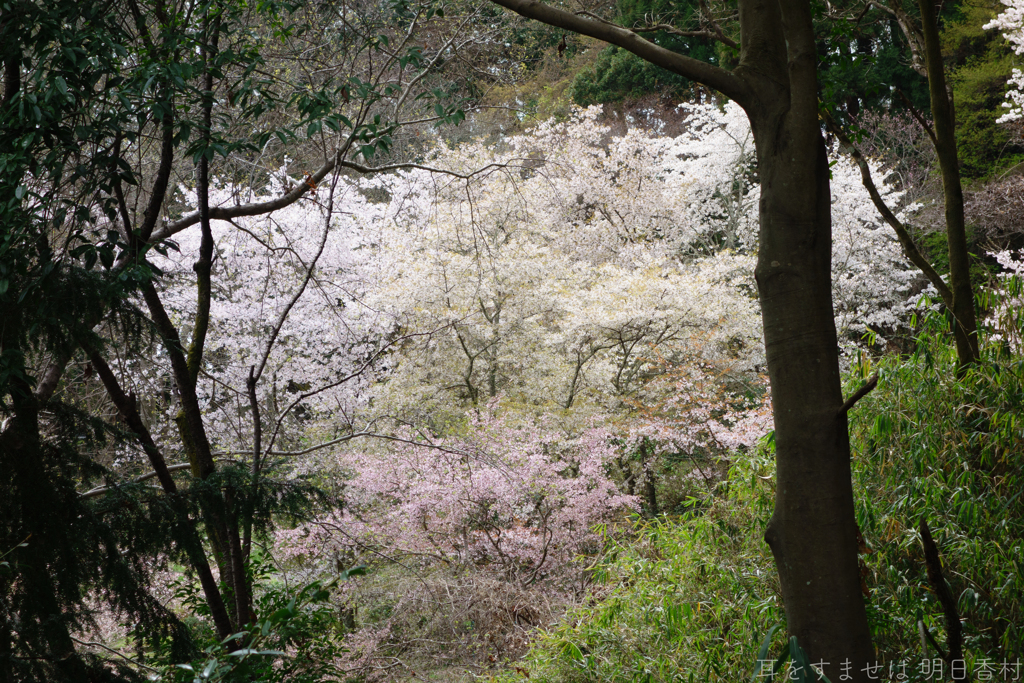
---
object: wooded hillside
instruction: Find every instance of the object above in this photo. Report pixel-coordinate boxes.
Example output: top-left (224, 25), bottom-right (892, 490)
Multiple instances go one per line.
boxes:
top-left (1, 0), bottom-right (1022, 680)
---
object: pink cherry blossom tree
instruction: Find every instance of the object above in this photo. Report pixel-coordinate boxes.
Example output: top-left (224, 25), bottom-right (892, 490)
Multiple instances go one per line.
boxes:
top-left (279, 410), bottom-right (636, 585)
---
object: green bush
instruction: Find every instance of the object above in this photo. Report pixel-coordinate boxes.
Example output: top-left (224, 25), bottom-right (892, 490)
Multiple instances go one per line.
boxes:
top-left (568, 0), bottom-right (721, 105)
top-left (849, 305), bottom-right (1024, 666)
top-left (943, 0), bottom-right (1024, 179)
top-left (570, 46), bottom-right (696, 105)
top-left (170, 567), bottom-right (367, 683)
top-left (951, 54), bottom-right (1023, 179)
top-left (915, 226), bottom-right (997, 288)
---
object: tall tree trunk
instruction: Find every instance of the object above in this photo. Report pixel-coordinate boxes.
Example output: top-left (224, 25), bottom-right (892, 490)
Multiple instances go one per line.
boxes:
top-left (753, 112), bottom-right (874, 681)
top-left (918, 0), bottom-right (980, 367)
top-left (486, 0), bottom-right (876, 676)
top-left (747, 0), bottom-right (875, 668)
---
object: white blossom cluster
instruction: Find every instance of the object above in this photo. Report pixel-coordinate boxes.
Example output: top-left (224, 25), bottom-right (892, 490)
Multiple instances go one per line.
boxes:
top-left (355, 113), bottom-right (762, 424)
top-left (141, 103), bottom-right (923, 498)
top-left (986, 0), bottom-right (1024, 124)
top-left (356, 103), bottom-right (918, 423)
top-left (149, 171), bottom-right (384, 452)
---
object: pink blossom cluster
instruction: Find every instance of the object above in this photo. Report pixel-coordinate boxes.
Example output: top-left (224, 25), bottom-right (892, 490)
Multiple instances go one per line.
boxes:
top-left (277, 409), bottom-right (637, 584)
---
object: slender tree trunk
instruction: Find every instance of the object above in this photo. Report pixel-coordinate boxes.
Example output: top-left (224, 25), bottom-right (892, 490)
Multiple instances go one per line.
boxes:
top-left (639, 438), bottom-right (659, 516)
top-left (917, 0), bottom-right (980, 367)
top-left (88, 350), bottom-right (236, 641)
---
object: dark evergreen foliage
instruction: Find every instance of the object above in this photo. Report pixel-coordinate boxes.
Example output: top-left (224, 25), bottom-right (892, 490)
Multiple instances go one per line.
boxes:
top-left (570, 0), bottom-right (723, 104)
top-left (816, 17), bottom-right (931, 121)
top-left (0, 0), bottom-right (334, 678)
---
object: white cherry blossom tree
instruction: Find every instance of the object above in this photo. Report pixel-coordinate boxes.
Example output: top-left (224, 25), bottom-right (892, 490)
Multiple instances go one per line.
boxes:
top-left (986, 0), bottom-right (1024, 128)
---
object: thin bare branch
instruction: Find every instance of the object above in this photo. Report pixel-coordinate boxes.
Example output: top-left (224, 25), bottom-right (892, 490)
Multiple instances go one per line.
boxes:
top-left (824, 113), bottom-right (954, 308)
top-left (897, 88), bottom-right (938, 147)
top-left (70, 636), bottom-right (161, 673)
top-left (631, 23), bottom-right (738, 49)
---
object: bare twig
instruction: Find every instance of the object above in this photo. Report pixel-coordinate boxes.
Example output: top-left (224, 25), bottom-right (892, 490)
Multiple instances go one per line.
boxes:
top-left (837, 373), bottom-right (878, 416)
top-left (631, 23), bottom-right (738, 49)
top-left (896, 88), bottom-right (938, 147)
top-left (695, 0), bottom-right (739, 49)
top-left (69, 636), bottom-right (161, 673)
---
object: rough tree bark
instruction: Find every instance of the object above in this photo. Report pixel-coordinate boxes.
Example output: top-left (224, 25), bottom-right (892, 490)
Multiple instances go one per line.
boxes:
top-left (487, 0), bottom-right (875, 677)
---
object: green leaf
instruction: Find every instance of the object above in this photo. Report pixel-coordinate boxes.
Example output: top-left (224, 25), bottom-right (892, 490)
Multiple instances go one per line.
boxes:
top-left (339, 564), bottom-right (368, 580)
top-left (751, 625), bottom-right (782, 683)
top-left (560, 640), bottom-right (584, 662)
top-left (789, 636), bottom-right (829, 683)
top-left (201, 659), bottom-right (217, 678)
top-left (270, 607), bottom-right (292, 622)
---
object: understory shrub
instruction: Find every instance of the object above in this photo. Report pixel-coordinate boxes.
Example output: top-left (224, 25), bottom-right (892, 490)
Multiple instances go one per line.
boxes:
top-left (850, 303), bottom-right (1024, 668)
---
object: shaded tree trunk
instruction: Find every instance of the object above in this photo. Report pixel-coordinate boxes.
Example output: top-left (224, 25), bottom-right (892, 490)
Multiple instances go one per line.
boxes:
top-left (752, 103), bottom-right (874, 679)
top-left (487, 0), bottom-right (875, 676)
top-left (639, 438), bottom-right (659, 516)
top-left (917, 0), bottom-right (980, 367)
